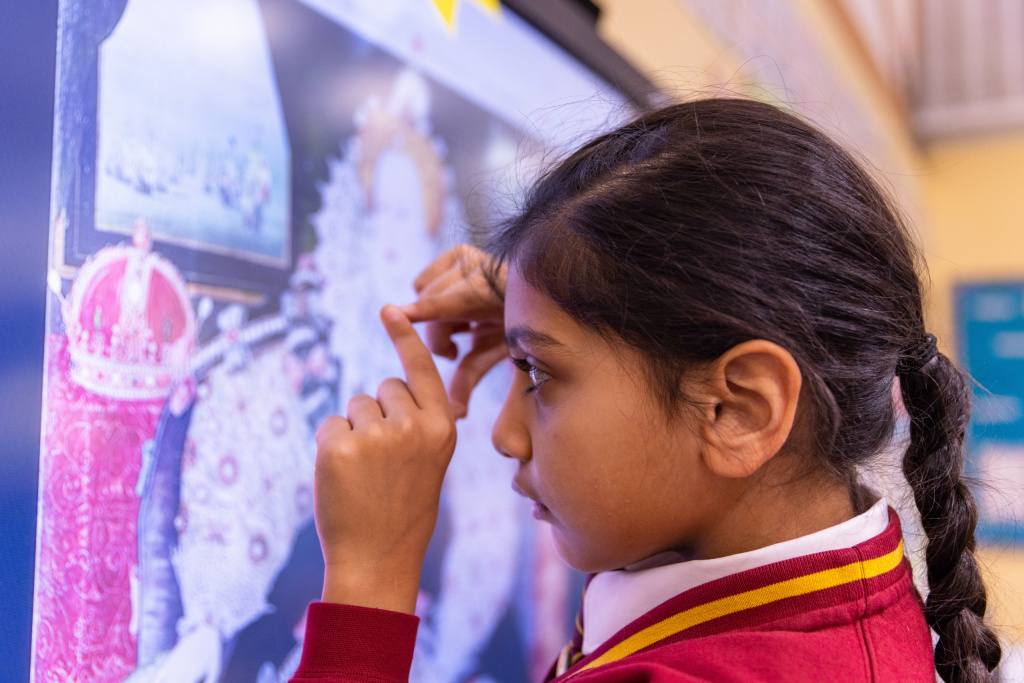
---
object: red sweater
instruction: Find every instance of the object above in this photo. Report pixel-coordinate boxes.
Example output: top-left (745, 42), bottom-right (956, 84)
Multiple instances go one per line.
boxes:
top-left (290, 511), bottom-right (934, 682)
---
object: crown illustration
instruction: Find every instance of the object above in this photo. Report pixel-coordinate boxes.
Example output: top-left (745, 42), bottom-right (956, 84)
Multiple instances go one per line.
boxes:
top-left (354, 70), bottom-right (447, 237)
top-left (62, 219), bottom-right (196, 400)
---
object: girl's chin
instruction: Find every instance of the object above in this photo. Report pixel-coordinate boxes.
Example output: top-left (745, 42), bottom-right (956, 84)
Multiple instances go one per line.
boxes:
top-left (551, 530), bottom-right (655, 574)
top-left (549, 528), bottom-right (605, 574)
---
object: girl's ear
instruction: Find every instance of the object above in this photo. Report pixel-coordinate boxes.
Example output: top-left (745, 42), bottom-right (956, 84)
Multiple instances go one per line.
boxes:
top-left (697, 340), bottom-right (802, 478)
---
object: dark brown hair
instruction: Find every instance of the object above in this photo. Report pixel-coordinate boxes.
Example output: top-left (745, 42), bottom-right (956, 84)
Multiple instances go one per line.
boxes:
top-left (489, 99), bottom-right (1000, 682)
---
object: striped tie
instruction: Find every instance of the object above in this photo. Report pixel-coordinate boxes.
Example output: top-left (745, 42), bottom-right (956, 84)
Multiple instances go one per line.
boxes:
top-left (550, 582), bottom-right (588, 679)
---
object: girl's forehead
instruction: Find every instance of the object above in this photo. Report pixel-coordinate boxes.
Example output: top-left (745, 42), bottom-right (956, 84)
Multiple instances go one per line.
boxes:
top-left (504, 268), bottom-right (569, 330)
top-left (503, 268), bottom-right (620, 362)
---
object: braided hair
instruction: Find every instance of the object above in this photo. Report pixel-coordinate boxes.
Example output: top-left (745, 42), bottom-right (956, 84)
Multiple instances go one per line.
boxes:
top-left (489, 98), bottom-right (1001, 681)
top-left (899, 335), bottom-right (1002, 681)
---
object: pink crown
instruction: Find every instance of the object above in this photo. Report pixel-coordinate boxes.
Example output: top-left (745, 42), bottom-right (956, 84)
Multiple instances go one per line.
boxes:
top-left (62, 219), bottom-right (196, 400)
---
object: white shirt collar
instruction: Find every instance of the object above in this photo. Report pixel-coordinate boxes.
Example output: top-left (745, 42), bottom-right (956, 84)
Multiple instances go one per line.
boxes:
top-left (581, 498), bottom-right (891, 655)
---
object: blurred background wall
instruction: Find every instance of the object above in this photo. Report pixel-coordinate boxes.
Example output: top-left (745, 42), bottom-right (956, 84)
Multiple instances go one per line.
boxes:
top-left (595, 0), bottom-right (1024, 666)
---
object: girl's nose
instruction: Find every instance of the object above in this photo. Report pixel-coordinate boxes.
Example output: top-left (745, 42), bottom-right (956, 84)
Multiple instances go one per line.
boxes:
top-left (491, 381), bottom-right (531, 462)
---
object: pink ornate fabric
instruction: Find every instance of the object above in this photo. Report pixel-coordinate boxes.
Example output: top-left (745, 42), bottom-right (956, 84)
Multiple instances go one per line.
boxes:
top-left (33, 335), bottom-right (165, 683)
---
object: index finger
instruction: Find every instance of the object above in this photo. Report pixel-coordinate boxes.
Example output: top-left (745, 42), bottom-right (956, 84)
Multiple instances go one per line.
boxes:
top-left (380, 304), bottom-right (450, 412)
top-left (400, 289), bottom-right (484, 324)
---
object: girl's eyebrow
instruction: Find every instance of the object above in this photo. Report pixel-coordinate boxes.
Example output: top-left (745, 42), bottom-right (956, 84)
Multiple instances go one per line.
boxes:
top-left (505, 326), bottom-right (566, 353)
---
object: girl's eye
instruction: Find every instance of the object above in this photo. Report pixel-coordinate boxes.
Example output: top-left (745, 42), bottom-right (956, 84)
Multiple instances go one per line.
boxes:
top-left (511, 357), bottom-right (551, 393)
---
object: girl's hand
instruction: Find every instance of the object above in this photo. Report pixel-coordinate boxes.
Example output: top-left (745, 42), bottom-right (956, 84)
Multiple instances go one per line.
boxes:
top-left (400, 244), bottom-right (508, 419)
top-left (314, 305), bottom-right (457, 614)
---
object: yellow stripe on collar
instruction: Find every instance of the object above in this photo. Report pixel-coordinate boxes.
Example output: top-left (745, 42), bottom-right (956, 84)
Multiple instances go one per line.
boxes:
top-left (570, 541), bottom-right (904, 677)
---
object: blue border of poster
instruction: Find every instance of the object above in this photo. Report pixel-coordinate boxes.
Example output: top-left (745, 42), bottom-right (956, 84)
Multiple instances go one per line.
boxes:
top-left (956, 282), bottom-right (1024, 546)
top-left (0, 1), bottom-right (56, 681)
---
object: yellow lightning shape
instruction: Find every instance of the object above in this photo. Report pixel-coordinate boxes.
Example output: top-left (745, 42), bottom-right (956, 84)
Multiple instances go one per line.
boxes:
top-left (431, 0), bottom-right (500, 28)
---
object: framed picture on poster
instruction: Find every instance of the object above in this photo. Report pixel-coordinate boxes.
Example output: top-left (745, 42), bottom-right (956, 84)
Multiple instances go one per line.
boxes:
top-left (51, 0), bottom-right (293, 309)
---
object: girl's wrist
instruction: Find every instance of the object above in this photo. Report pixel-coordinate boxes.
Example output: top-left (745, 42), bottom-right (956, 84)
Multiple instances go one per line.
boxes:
top-left (321, 562), bottom-right (422, 615)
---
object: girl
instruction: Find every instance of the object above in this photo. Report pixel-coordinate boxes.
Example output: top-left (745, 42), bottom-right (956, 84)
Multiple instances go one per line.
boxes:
top-left (290, 99), bottom-right (1002, 682)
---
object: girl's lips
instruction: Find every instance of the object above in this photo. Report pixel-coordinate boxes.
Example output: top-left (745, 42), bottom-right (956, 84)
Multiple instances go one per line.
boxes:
top-left (512, 480), bottom-right (551, 520)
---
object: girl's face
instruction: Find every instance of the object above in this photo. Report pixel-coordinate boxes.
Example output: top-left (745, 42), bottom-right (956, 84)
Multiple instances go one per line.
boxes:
top-left (493, 268), bottom-right (724, 573)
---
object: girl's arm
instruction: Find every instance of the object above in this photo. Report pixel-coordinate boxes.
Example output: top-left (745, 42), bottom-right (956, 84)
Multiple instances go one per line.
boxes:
top-left (289, 600), bottom-right (710, 683)
top-left (288, 305), bottom-right (451, 681)
top-left (289, 602), bottom-right (418, 682)
top-left (289, 246), bottom-right (508, 682)
top-left (313, 305), bottom-right (456, 614)
top-left (287, 304), bottom-right (455, 683)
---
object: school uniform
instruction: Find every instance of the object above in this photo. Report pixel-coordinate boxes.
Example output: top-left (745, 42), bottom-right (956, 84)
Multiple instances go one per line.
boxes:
top-left (289, 500), bottom-right (935, 682)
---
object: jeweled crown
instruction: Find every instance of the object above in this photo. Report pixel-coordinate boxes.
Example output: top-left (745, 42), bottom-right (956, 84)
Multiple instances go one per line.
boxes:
top-left (62, 219), bottom-right (196, 400)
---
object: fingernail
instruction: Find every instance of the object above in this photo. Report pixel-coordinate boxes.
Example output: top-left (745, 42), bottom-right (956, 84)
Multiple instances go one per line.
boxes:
top-left (382, 304), bottom-right (402, 322)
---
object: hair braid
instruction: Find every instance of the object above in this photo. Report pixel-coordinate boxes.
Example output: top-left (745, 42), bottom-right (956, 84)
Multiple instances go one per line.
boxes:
top-left (899, 347), bottom-right (1002, 683)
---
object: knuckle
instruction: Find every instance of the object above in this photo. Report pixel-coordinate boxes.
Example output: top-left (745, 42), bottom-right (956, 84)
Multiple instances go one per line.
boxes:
top-left (314, 416), bottom-right (338, 443)
top-left (394, 415), bottom-right (417, 438)
top-left (317, 433), bottom-right (358, 461)
top-left (363, 421), bottom-right (385, 442)
top-left (379, 376), bottom-right (406, 393)
top-left (346, 393), bottom-right (372, 412)
top-left (427, 418), bottom-right (457, 446)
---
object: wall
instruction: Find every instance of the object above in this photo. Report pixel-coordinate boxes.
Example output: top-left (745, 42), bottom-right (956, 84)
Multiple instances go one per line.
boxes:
top-left (921, 132), bottom-right (1024, 347)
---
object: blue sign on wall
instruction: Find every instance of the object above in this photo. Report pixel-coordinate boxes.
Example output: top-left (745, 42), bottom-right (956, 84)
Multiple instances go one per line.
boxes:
top-left (956, 283), bottom-right (1024, 545)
